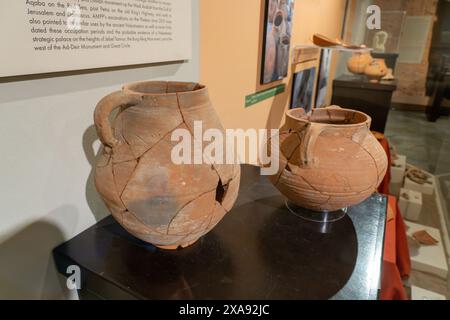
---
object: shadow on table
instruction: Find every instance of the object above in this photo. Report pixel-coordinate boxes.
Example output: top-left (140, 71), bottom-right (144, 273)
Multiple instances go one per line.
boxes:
top-left (245, 195), bottom-right (357, 299)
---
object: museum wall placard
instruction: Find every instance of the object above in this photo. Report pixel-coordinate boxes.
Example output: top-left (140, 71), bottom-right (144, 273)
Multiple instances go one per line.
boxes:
top-left (0, 0), bottom-right (199, 299)
top-left (0, 0), bottom-right (192, 77)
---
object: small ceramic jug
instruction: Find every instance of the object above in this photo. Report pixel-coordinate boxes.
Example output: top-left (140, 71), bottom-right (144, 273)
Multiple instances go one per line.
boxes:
top-left (270, 106), bottom-right (388, 212)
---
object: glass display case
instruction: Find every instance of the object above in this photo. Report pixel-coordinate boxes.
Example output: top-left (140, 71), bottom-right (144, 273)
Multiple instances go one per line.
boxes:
top-left (365, 11), bottom-right (406, 55)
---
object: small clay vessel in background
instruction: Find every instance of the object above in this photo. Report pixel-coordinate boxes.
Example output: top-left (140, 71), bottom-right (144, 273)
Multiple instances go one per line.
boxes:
top-left (347, 52), bottom-right (373, 74)
top-left (269, 106), bottom-right (388, 212)
top-left (364, 58), bottom-right (388, 82)
top-left (313, 33), bottom-right (367, 50)
top-left (94, 81), bottom-right (241, 250)
top-left (313, 33), bottom-right (344, 47)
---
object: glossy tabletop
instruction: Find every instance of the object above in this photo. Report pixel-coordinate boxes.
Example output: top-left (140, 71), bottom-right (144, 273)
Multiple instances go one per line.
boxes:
top-left (54, 165), bottom-right (387, 300)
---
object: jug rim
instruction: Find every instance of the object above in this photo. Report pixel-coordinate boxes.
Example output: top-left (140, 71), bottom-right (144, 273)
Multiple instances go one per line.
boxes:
top-left (286, 107), bottom-right (372, 128)
top-left (123, 81), bottom-right (207, 96)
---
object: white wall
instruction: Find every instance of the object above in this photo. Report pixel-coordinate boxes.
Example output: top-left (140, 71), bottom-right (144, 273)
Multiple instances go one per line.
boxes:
top-left (0, 1), bottom-right (199, 300)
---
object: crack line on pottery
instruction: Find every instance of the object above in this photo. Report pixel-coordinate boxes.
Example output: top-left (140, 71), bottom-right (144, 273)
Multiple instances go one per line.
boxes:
top-left (275, 141), bottom-right (301, 187)
top-left (118, 124), bottom-right (183, 200)
top-left (166, 188), bottom-right (216, 235)
top-left (176, 95), bottom-right (228, 185)
top-left (349, 138), bottom-right (381, 188)
top-left (123, 210), bottom-right (167, 236)
top-left (169, 201), bottom-right (216, 240)
top-left (113, 160), bottom-right (138, 197)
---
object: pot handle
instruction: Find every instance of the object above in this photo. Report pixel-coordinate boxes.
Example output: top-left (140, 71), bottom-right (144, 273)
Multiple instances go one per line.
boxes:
top-left (93, 91), bottom-right (141, 148)
top-left (299, 122), bottom-right (327, 167)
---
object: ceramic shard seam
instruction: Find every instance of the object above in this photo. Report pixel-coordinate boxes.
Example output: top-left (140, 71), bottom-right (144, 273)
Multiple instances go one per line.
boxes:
top-left (108, 160), bottom-right (128, 210)
top-left (274, 162), bottom-right (288, 187)
top-left (299, 175), bottom-right (329, 198)
top-left (119, 124), bottom-right (183, 198)
top-left (135, 122), bottom-right (183, 159)
top-left (275, 142), bottom-right (301, 186)
top-left (174, 94), bottom-right (231, 184)
top-left (326, 109), bottom-right (333, 122)
top-left (112, 160), bottom-right (137, 198)
top-left (285, 178), bottom-right (375, 196)
top-left (119, 113), bottom-right (129, 145)
top-left (120, 116), bottom-right (135, 157)
top-left (309, 195), bottom-right (332, 208)
top-left (175, 93), bottom-right (188, 126)
top-left (124, 210), bottom-right (167, 236)
top-left (96, 152), bottom-right (112, 168)
top-left (117, 161), bottom-right (138, 199)
top-left (168, 201), bottom-right (215, 239)
top-left (218, 202), bottom-right (229, 213)
top-left (131, 132), bottom-right (151, 149)
top-left (204, 209), bottom-right (217, 233)
top-left (284, 134), bottom-right (301, 159)
top-left (175, 214), bottom-right (213, 246)
top-left (122, 122), bottom-right (182, 160)
top-left (113, 210), bottom-right (125, 225)
top-left (205, 202), bottom-right (228, 232)
top-left (110, 117), bottom-right (134, 165)
top-left (111, 155), bottom-right (136, 165)
top-left (350, 139), bottom-right (381, 188)
top-left (166, 188), bottom-right (216, 235)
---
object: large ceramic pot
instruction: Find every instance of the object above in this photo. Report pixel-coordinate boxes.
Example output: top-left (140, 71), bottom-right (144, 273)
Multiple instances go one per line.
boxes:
top-left (93, 81), bottom-right (241, 250)
top-left (364, 58), bottom-right (388, 82)
top-left (270, 106), bottom-right (387, 212)
top-left (347, 52), bottom-right (373, 74)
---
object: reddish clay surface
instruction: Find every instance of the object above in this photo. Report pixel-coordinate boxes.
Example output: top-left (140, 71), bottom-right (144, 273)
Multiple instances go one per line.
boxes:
top-left (94, 81), bottom-right (240, 250)
top-left (347, 52), bottom-right (373, 74)
top-left (270, 106), bottom-right (388, 212)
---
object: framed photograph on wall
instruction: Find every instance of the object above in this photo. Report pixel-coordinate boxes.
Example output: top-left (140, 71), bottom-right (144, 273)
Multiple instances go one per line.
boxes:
top-left (261, 0), bottom-right (295, 85)
top-left (291, 67), bottom-right (316, 113)
top-left (315, 49), bottom-right (332, 108)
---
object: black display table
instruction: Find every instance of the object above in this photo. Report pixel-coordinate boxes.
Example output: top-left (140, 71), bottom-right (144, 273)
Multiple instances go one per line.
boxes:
top-left (54, 165), bottom-right (387, 300)
top-left (332, 74), bottom-right (397, 133)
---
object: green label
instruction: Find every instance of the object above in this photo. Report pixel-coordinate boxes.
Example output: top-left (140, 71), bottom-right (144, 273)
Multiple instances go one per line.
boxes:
top-left (245, 84), bottom-right (286, 108)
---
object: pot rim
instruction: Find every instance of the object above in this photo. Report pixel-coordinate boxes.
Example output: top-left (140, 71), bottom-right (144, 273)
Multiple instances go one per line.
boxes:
top-left (122, 80), bottom-right (207, 97)
top-left (286, 107), bottom-right (372, 128)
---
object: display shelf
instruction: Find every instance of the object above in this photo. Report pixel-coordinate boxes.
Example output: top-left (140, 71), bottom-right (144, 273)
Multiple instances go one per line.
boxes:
top-left (406, 221), bottom-right (448, 279)
top-left (54, 165), bottom-right (387, 300)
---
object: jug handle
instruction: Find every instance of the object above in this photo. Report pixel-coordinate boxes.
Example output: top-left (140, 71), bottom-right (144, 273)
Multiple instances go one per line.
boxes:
top-left (93, 91), bottom-right (141, 148)
top-left (299, 106), bottom-right (341, 167)
top-left (299, 122), bottom-right (327, 167)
